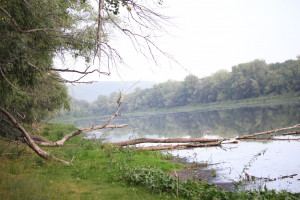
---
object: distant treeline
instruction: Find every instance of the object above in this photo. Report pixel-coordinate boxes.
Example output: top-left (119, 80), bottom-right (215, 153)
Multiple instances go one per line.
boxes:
top-left (56, 58), bottom-right (300, 118)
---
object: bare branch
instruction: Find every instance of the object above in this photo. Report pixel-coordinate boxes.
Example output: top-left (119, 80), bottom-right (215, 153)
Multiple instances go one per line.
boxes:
top-left (32, 92), bottom-right (127, 147)
top-left (237, 124), bottom-right (300, 139)
top-left (0, 106), bottom-right (70, 164)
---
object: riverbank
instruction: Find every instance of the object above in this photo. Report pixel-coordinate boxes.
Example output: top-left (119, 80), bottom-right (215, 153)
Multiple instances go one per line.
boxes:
top-left (122, 94), bottom-right (300, 118)
top-left (1, 123), bottom-right (299, 199)
top-left (50, 94), bottom-right (300, 123)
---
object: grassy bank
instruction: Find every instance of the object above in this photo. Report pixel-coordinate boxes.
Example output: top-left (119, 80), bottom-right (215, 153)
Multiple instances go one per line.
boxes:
top-left (1, 123), bottom-right (299, 199)
top-left (0, 124), bottom-right (183, 200)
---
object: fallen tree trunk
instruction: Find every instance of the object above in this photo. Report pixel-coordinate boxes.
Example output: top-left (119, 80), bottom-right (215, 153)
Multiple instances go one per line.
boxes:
top-left (282, 131), bottom-right (300, 136)
top-left (236, 124), bottom-right (300, 139)
top-left (134, 140), bottom-right (238, 151)
top-left (0, 107), bottom-right (70, 165)
top-left (135, 142), bottom-right (222, 151)
top-left (112, 138), bottom-right (222, 147)
top-left (237, 138), bottom-right (300, 141)
top-left (34, 124), bottom-right (128, 147)
top-left (0, 94), bottom-right (127, 164)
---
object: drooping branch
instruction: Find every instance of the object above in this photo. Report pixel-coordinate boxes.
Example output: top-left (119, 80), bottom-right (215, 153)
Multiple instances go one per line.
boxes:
top-left (236, 124), bottom-right (300, 140)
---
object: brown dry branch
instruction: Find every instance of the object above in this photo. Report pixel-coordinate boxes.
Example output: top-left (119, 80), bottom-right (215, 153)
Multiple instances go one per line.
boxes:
top-left (236, 124), bottom-right (300, 140)
top-left (0, 93), bottom-right (127, 164)
top-left (238, 138), bottom-right (300, 142)
top-left (32, 93), bottom-right (127, 147)
top-left (134, 141), bottom-right (223, 151)
top-left (282, 131), bottom-right (300, 136)
top-left (112, 138), bottom-right (222, 147)
top-left (0, 106), bottom-right (70, 164)
top-left (130, 140), bottom-right (238, 151)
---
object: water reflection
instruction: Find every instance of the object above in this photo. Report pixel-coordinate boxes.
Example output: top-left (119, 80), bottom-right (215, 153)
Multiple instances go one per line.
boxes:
top-left (73, 103), bottom-right (300, 140)
top-left (69, 103), bottom-right (300, 192)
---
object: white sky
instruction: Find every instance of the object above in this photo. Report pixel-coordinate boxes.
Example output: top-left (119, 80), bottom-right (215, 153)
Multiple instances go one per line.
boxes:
top-left (60, 0), bottom-right (300, 83)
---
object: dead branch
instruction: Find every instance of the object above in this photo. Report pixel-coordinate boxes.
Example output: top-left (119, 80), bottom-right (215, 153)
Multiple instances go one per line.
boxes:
top-left (0, 93), bottom-right (127, 164)
top-left (0, 106), bottom-right (70, 164)
top-left (134, 141), bottom-right (223, 151)
top-left (238, 138), bottom-right (300, 142)
top-left (33, 93), bottom-right (127, 147)
top-left (112, 138), bottom-right (237, 151)
top-left (236, 124), bottom-right (300, 139)
top-left (282, 131), bottom-right (300, 136)
top-left (112, 138), bottom-right (222, 147)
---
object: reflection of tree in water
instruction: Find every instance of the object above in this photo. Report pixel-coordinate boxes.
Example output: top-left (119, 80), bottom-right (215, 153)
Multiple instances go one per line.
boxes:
top-left (71, 104), bottom-right (300, 139)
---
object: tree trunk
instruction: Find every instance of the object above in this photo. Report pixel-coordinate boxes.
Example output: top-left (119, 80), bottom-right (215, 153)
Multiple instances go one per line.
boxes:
top-left (236, 124), bottom-right (300, 139)
top-left (134, 140), bottom-right (238, 151)
top-left (0, 94), bottom-right (126, 164)
top-left (112, 138), bottom-right (222, 146)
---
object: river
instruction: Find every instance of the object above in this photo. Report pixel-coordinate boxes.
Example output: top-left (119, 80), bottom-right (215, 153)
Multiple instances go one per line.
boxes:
top-left (70, 103), bottom-right (300, 193)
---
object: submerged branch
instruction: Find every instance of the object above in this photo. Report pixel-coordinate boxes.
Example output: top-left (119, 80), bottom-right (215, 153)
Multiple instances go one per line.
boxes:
top-left (236, 124), bottom-right (300, 140)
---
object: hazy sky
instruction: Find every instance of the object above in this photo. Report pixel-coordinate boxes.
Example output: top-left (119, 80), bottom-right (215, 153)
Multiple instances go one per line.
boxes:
top-left (61, 0), bottom-right (300, 83)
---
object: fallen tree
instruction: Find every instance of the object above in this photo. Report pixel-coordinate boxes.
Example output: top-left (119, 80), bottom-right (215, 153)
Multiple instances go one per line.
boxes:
top-left (236, 124), bottom-right (300, 140)
top-left (0, 95), bottom-right (127, 164)
top-left (131, 141), bottom-right (238, 151)
top-left (112, 138), bottom-right (222, 147)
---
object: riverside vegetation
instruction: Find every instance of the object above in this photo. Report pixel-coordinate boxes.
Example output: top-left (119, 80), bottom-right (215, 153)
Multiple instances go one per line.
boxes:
top-left (1, 123), bottom-right (299, 200)
top-left (56, 58), bottom-right (300, 119)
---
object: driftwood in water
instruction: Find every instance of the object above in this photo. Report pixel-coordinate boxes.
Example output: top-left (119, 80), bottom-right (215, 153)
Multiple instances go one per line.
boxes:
top-left (238, 138), bottom-right (300, 141)
top-left (131, 140), bottom-right (238, 151)
top-left (244, 172), bottom-right (297, 182)
top-left (282, 131), bottom-right (300, 136)
top-left (112, 138), bottom-right (222, 146)
top-left (135, 141), bottom-right (221, 151)
top-left (236, 124), bottom-right (300, 140)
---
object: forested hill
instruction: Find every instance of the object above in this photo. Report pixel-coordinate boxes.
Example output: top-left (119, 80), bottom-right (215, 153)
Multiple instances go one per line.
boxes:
top-left (68, 81), bottom-right (155, 102)
top-left (56, 58), bottom-right (300, 119)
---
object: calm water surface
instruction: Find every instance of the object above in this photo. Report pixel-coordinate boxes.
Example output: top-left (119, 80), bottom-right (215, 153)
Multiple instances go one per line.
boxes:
top-left (72, 103), bottom-right (300, 192)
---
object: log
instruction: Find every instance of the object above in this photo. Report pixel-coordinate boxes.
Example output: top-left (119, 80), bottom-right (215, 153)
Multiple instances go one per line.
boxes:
top-left (0, 93), bottom-right (127, 164)
top-left (133, 140), bottom-right (238, 151)
top-left (238, 138), bottom-right (300, 141)
top-left (34, 124), bottom-right (128, 147)
top-left (112, 138), bottom-right (222, 146)
top-left (0, 107), bottom-right (70, 165)
top-left (282, 131), bottom-right (300, 136)
top-left (134, 141), bottom-right (222, 151)
top-left (236, 124), bottom-right (300, 139)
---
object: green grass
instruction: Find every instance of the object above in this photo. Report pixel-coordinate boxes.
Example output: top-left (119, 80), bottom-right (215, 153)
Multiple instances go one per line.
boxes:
top-left (1, 123), bottom-right (299, 199)
top-left (0, 123), bottom-right (184, 200)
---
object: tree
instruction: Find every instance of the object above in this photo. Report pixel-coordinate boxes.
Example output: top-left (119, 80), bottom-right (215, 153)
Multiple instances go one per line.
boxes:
top-left (231, 60), bottom-right (269, 99)
top-left (0, 0), bottom-right (171, 163)
top-left (182, 74), bottom-right (199, 104)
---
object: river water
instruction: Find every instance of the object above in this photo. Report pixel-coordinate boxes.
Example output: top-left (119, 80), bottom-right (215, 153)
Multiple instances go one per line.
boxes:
top-left (71, 103), bottom-right (300, 193)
